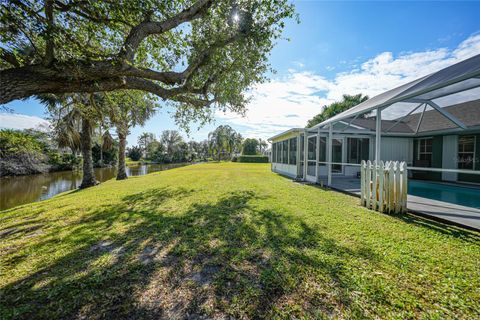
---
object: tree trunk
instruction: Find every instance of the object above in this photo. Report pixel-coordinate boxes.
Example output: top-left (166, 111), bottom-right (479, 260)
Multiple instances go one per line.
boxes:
top-left (79, 118), bottom-right (97, 189)
top-left (117, 130), bottom-right (128, 180)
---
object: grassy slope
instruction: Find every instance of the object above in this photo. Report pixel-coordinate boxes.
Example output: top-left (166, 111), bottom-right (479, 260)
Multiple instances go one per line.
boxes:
top-left (1, 163), bottom-right (479, 319)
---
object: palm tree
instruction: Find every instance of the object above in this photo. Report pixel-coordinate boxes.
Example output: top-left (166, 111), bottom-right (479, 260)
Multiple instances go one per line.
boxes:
top-left (101, 130), bottom-right (115, 162)
top-left (47, 93), bottom-right (101, 188)
top-left (258, 138), bottom-right (268, 154)
top-left (160, 130), bottom-right (184, 155)
top-left (53, 108), bottom-right (82, 155)
top-left (106, 91), bottom-right (156, 180)
top-left (208, 128), bottom-right (223, 161)
top-left (138, 132), bottom-right (155, 157)
top-left (207, 125), bottom-right (242, 160)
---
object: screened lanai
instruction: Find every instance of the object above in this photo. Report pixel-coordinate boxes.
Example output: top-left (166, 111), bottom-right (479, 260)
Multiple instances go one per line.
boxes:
top-left (305, 53), bottom-right (480, 186)
top-left (269, 54), bottom-right (480, 229)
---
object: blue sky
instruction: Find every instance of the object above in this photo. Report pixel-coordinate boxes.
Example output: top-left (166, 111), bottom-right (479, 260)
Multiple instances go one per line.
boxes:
top-left (2, 1), bottom-right (480, 145)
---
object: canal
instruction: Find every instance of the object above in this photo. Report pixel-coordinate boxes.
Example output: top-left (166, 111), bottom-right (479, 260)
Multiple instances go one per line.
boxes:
top-left (0, 163), bottom-right (188, 210)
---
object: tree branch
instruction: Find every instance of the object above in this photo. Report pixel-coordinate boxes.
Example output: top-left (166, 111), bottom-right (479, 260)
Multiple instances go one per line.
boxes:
top-left (119, 0), bottom-right (214, 61)
top-left (44, 0), bottom-right (55, 65)
top-left (55, 1), bottom-right (134, 27)
top-left (180, 32), bottom-right (248, 86)
top-left (0, 48), bottom-right (20, 67)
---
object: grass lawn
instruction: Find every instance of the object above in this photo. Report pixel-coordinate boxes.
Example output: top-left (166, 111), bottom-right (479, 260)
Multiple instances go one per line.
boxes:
top-left (1, 163), bottom-right (479, 319)
top-left (125, 158), bottom-right (142, 166)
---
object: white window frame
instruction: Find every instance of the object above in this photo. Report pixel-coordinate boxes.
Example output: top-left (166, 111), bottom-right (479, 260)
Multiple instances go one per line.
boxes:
top-left (417, 137), bottom-right (433, 162)
top-left (458, 135), bottom-right (476, 170)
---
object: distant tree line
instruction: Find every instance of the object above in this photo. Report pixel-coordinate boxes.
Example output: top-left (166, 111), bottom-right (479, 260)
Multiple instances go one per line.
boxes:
top-left (131, 130), bottom-right (209, 164)
top-left (131, 125), bottom-right (270, 164)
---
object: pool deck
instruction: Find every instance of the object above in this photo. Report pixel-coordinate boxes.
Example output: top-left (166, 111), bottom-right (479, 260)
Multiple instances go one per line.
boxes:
top-left (320, 177), bottom-right (480, 232)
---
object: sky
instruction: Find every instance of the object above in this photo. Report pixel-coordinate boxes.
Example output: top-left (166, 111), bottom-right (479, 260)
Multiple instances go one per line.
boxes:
top-left (1, 1), bottom-right (480, 146)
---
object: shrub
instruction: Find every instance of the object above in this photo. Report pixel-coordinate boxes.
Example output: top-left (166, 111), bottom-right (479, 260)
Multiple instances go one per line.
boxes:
top-left (238, 155), bottom-right (269, 163)
top-left (92, 143), bottom-right (118, 167)
top-left (0, 129), bottom-right (49, 176)
top-left (242, 138), bottom-right (259, 155)
top-left (127, 146), bottom-right (142, 161)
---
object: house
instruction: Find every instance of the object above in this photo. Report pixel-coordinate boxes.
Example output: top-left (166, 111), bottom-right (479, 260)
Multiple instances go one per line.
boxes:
top-left (269, 54), bottom-right (480, 186)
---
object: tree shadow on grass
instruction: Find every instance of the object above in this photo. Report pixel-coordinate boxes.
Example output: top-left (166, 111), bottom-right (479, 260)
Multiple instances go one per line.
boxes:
top-left (2, 188), bottom-right (383, 319)
top-left (391, 212), bottom-right (480, 244)
top-left (285, 173), bottom-right (480, 244)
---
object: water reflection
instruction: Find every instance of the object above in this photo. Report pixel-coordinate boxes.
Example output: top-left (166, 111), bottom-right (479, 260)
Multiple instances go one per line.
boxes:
top-left (0, 163), bottom-right (188, 210)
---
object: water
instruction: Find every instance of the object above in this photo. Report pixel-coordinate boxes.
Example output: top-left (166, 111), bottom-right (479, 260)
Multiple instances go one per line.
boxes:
top-left (0, 163), bottom-right (188, 210)
top-left (408, 180), bottom-right (480, 208)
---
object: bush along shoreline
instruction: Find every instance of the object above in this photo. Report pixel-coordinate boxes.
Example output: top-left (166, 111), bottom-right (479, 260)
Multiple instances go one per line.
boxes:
top-left (0, 129), bottom-right (116, 177)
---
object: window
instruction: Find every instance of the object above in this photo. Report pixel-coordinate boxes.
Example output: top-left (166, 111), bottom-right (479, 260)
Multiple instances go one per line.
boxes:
top-left (307, 136), bottom-right (316, 176)
top-left (347, 138), bottom-right (369, 164)
top-left (307, 136), bottom-right (316, 160)
top-left (417, 138), bottom-right (433, 166)
top-left (282, 140), bottom-right (288, 164)
top-left (278, 142), bottom-right (282, 163)
top-left (289, 138), bottom-right (297, 165)
top-left (300, 134), bottom-right (304, 162)
top-left (318, 137), bottom-right (326, 165)
top-left (272, 142), bottom-right (276, 162)
top-left (458, 135), bottom-right (475, 170)
top-left (299, 134), bottom-right (304, 178)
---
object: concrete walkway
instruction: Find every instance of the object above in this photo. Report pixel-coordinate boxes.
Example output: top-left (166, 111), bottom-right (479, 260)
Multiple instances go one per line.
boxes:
top-left (321, 177), bottom-right (480, 232)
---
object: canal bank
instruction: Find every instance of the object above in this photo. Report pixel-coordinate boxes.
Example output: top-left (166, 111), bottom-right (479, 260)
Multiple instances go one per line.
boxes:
top-left (0, 163), bottom-right (189, 210)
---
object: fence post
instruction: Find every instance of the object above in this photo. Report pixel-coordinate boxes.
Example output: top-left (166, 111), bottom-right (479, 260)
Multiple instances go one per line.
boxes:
top-left (378, 161), bottom-right (384, 213)
top-left (401, 162), bottom-right (408, 213)
top-left (372, 161), bottom-right (377, 210)
top-left (360, 160), bottom-right (366, 206)
top-left (366, 160), bottom-right (371, 209)
top-left (388, 162), bottom-right (395, 213)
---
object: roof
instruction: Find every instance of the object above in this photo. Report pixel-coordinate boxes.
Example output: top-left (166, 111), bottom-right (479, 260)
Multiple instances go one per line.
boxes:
top-left (326, 99), bottom-right (480, 134)
top-left (268, 128), bottom-right (303, 142)
top-left (313, 54), bottom-right (480, 128)
top-left (402, 99), bottom-right (480, 133)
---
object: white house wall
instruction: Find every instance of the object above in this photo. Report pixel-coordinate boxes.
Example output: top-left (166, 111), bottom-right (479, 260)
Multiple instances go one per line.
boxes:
top-left (442, 135), bottom-right (458, 182)
top-left (379, 137), bottom-right (413, 164)
top-left (272, 163), bottom-right (298, 178)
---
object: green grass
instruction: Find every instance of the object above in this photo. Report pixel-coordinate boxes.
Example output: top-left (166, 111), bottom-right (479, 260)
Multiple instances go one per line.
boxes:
top-left (125, 158), bottom-right (141, 166)
top-left (1, 163), bottom-right (479, 319)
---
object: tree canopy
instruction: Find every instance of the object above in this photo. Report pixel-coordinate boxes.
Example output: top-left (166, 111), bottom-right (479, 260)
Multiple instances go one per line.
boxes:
top-left (306, 94), bottom-right (369, 128)
top-left (208, 125), bottom-right (242, 160)
top-left (242, 138), bottom-right (258, 155)
top-left (1, 0), bottom-right (296, 126)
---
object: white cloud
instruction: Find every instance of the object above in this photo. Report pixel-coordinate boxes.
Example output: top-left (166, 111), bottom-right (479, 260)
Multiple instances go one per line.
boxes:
top-left (216, 33), bottom-right (480, 140)
top-left (292, 61), bottom-right (305, 68)
top-left (0, 113), bottom-right (50, 131)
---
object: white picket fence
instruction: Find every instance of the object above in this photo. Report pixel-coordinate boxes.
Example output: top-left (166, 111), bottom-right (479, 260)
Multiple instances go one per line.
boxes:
top-left (360, 160), bottom-right (408, 214)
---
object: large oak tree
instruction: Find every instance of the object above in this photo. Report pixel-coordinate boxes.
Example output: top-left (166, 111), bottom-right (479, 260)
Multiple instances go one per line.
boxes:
top-left (1, 0), bottom-right (295, 121)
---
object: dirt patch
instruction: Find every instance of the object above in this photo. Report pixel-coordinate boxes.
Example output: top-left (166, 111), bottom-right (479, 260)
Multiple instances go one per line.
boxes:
top-left (186, 264), bottom-right (221, 286)
top-left (0, 224), bottom-right (44, 239)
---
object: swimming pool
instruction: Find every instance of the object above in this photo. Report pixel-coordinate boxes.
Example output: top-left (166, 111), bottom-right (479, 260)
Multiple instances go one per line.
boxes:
top-left (408, 180), bottom-right (480, 209)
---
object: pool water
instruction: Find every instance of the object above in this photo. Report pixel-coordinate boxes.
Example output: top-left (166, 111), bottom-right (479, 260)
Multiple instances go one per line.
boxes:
top-left (408, 180), bottom-right (480, 209)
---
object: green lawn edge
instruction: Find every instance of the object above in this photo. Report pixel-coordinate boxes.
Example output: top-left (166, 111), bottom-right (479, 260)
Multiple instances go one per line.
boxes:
top-left (1, 163), bottom-right (479, 319)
